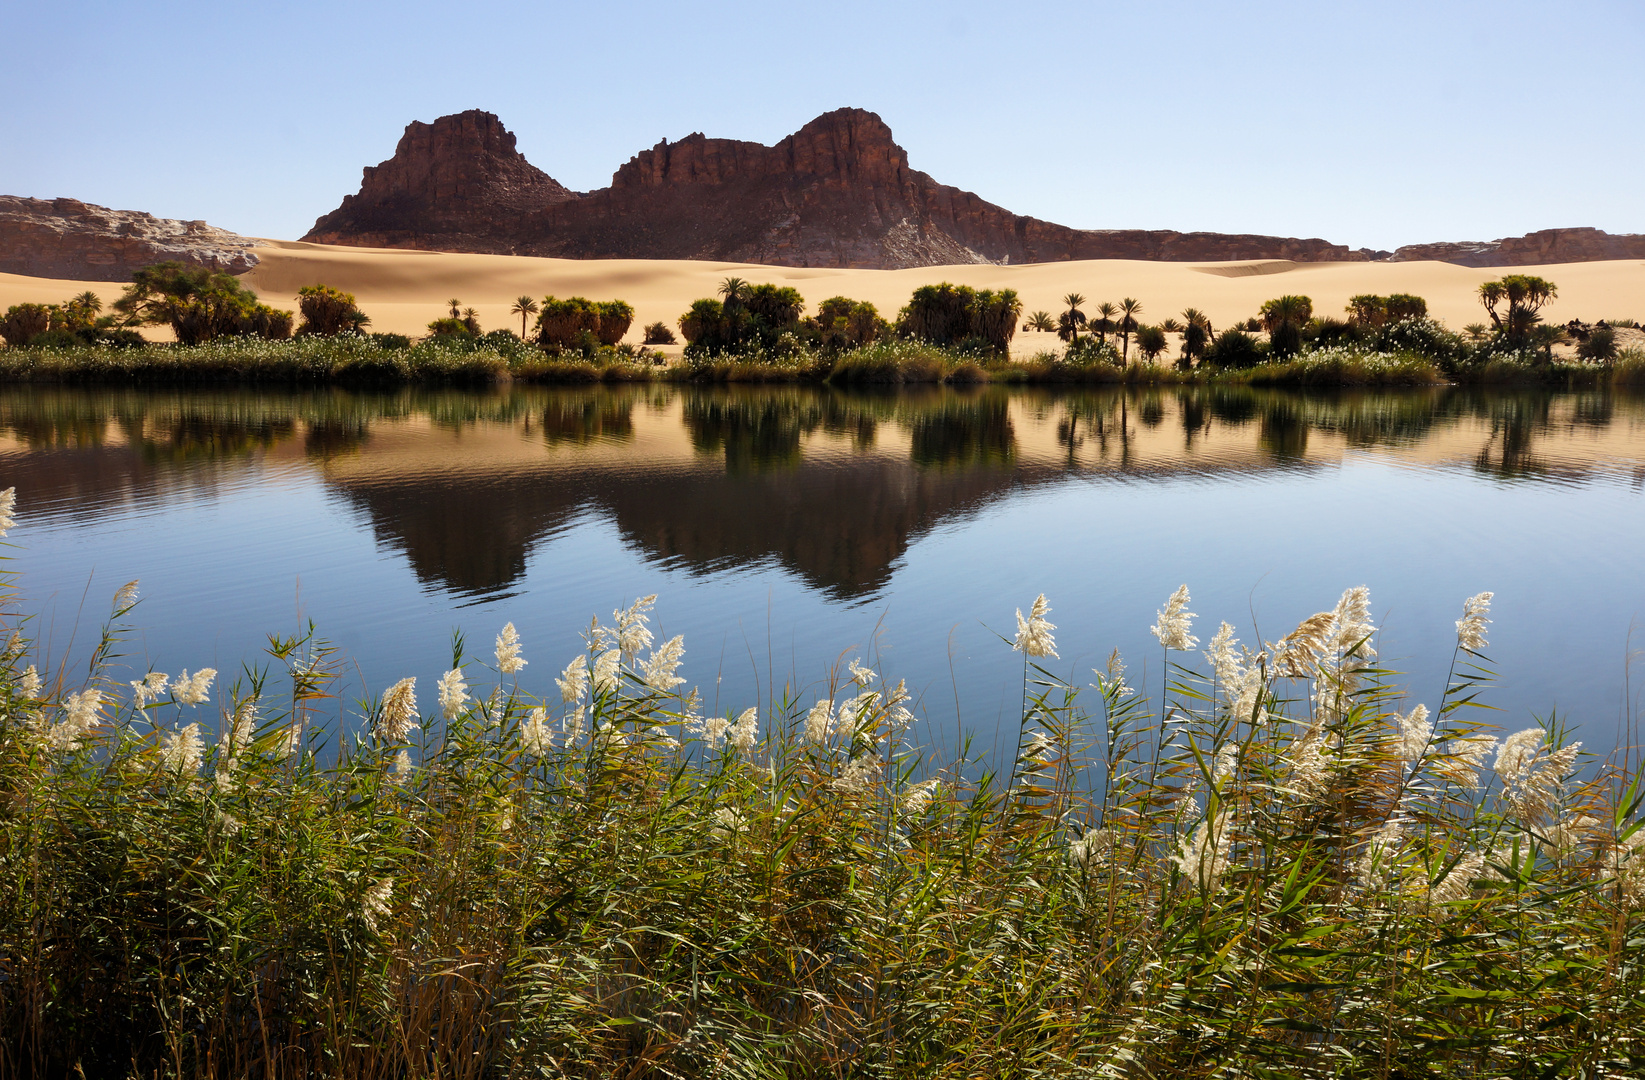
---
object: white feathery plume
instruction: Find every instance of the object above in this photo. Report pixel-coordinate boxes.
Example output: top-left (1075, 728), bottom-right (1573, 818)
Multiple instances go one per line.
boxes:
top-left (1013, 594), bottom-right (1058, 659)
top-left (1506, 741), bottom-right (1582, 828)
top-left (556, 657), bottom-right (588, 704)
top-left (361, 879), bottom-right (394, 932)
top-left (1456, 592), bottom-right (1493, 652)
top-left (1330, 586), bottom-right (1377, 687)
top-left (899, 778), bottom-right (941, 815)
top-left (437, 668), bottom-right (468, 721)
top-left (161, 723), bottom-right (204, 774)
top-left (1021, 730), bottom-right (1055, 766)
top-left (562, 704), bottom-right (586, 742)
top-left (48, 688), bottom-right (102, 752)
top-left (1212, 743), bottom-right (1239, 787)
top-left (836, 690), bottom-right (879, 742)
top-left (833, 753), bottom-right (880, 794)
top-left (520, 706), bottom-right (554, 756)
top-left (375, 678), bottom-right (418, 743)
top-left (171, 668), bottom-right (217, 707)
top-left (709, 806), bottom-right (747, 840)
top-left (111, 580), bottom-right (140, 614)
top-left (1435, 735), bottom-right (1497, 790)
top-left (614, 595), bottom-right (657, 655)
top-left (131, 671), bottom-right (168, 708)
top-left (1150, 585), bottom-right (1197, 652)
top-left (701, 714), bottom-right (731, 748)
top-left (1550, 812), bottom-right (1601, 857)
top-left (1205, 623), bottom-right (1239, 687)
top-left (592, 649), bottom-right (621, 696)
top-left (1171, 807), bottom-right (1234, 893)
top-left (847, 659), bottom-right (875, 688)
top-left (1393, 704), bottom-right (1432, 762)
top-left (1285, 718), bottom-right (1333, 799)
top-left (804, 699), bottom-right (834, 746)
top-left (1425, 851), bottom-right (1485, 905)
top-left (1069, 829), bottom-right (1113, 870)
top-left (494, 623), bottom-right (526, 674)
top-left (1270, 612), bottom-right (1334, 678)
top-left (1099, 649), bottom-right (1133, 698)
top-left (1494, 728), bottom-right (1544, 787)
top-left (0, 487), bottom-right (15, 537)
top-left (20, 664), bottom-right (42, 701)
top-left (729, 707), bottom-right (758, 752)
top-left (640, 635), bottom-right (686, 691)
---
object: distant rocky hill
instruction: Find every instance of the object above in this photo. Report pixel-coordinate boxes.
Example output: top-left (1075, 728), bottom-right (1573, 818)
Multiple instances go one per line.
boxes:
top-left (0, 196), bottom-right (262, 281)
top-left (303, 109), bottom-right (1377, 269)
top-left (1388, 227), bottom-right (1645, 267)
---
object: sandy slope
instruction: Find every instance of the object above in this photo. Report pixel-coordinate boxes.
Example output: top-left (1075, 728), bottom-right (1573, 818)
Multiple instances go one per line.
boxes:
top-left (3, 239), bottom-right (1641, 351)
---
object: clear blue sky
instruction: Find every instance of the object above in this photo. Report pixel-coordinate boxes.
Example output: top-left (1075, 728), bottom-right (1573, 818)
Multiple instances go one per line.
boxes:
top-left (3, 0), bottom-right (1640, 250)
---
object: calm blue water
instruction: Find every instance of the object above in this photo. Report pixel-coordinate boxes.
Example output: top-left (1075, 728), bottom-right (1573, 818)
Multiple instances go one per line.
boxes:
top-left (6, 384), bottom-right (1643, 760)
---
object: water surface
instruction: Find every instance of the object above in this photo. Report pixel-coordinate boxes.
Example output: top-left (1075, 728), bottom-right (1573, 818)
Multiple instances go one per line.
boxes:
top-left (7, 384), bottom-right (1643, 756)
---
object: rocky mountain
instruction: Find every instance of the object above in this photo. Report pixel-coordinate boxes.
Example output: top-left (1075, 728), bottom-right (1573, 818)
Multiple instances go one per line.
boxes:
top-left (0, 196), bottom-right (263, 281)
top-left (1389, 227), bottom-right (1645, 267)
top-left (304, 109), bottom-right (1376, 268)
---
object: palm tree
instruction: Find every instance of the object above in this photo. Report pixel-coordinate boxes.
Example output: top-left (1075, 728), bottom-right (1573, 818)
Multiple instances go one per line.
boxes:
top-left (1134, 324), bottom-right (1168, 363)
top-left (1059, 293), bottom-right (1086, 344)
top-left (462, 307), bottom-right (480, 335)
top-left (448, 298), bottom-right (462, 319)
top-left (511, 295), bottom-right (540, 338)
top-left (1463, 322), bottom-right (1490, 343)
top-left (1529, 324), bottom-right (1569, 364)
top-left (1025, 311), bottom-right (1056, 333)
top-left (1092, 302), bottom-right (1119, 344)
top-left (719, 277), bottom-right (749, 308)
top-left (1180, 308), bottom-right (1211, 367)
top-left (1118, 298), bottom-right (1142, 364)
top-left (71, 290), bottom-right (102, 314)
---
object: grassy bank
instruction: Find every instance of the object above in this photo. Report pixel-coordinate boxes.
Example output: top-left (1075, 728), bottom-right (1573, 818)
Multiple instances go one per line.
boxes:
top-left (5, 336), bottom-right (1634, 390)
top-left (2, 489), bottom-right (1642, 1078)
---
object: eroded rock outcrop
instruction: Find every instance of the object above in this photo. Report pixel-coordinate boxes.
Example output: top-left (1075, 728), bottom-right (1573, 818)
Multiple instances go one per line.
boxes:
top-left (303, 108), bottom-right (1372, 268)
top-left (304, 109), bottom-right (576, 252)
top-left (1390, 228), bottom-right (1645, 267)
top-left (0, 196), bottom-right (263, 281)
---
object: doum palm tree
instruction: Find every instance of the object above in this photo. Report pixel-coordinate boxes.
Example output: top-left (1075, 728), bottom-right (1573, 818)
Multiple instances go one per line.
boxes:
top-left (511, 295), bottom-right (540, 338)
top-left (1093, 301), bottom-right (1119, 344)
top-left (1118, 298), bottom-right (1142, 364)
top-left (448, 298), bottom-right (462, 319)
top-left (719, 278), bottom-right (749, 308)
top-left (1059, 293), bottom-right (1087, 344)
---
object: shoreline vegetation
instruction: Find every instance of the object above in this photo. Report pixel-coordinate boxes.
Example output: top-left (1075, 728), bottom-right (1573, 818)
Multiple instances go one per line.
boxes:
top-left (2, 488), bottom-right (1643, 1076)
top-left (1, 264), bottom-right (1640, 390)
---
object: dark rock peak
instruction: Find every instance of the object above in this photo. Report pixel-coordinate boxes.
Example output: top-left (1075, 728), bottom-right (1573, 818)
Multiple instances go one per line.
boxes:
top-left (612, 108), bottom-right (910, 190)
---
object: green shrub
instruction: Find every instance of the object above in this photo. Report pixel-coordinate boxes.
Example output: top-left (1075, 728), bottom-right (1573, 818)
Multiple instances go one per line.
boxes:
top-left (595, 300), bottom-right (635, 346)
top-left (296, 284), bottom-right (370, 337)
top-left (1204, 329), bottom-right (1264, 368)
top-left (1578, 326), bottom-right (1618, 362)
top-left (642, 321), bottom-right (677, 345)
top-left (0, 303), bottom-right (52, 347)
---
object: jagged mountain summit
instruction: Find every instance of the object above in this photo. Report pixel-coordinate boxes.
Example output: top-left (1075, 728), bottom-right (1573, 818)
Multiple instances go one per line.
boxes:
top-left (302, 108), bottom-right (1378, 268)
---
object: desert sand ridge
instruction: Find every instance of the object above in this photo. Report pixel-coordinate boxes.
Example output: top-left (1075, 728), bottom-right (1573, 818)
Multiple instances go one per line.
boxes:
top-left (3, 241), bottom-right (1642, 350)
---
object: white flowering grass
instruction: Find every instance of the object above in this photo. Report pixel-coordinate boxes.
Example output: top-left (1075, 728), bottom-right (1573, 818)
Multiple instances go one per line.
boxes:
top-left (0, 507), bottom-right (1641, 1078)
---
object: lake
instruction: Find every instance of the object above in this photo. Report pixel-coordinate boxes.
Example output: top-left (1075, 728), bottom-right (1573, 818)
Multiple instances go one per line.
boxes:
top-left (5, 382), bottom-right (1643, 761)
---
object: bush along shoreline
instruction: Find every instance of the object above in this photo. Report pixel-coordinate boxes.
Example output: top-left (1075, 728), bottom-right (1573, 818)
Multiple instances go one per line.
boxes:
top-left (2, 268), bottom-right (1640, 389)
top-left (2, 487), bottom-right (1643, 1076)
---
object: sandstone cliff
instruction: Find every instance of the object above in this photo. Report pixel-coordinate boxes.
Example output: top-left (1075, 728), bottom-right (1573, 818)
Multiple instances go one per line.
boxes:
top-left (0, 196), bottom-right (263, 281)
top-left (1389, 227), bottom-right (1645, 267)
top-left (305, 110), bottom-right (576, 252)
top-left (303, 109), bottom-right (1373, 269)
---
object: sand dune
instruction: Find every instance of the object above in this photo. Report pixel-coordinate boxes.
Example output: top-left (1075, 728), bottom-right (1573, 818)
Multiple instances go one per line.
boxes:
top-left (4, 239), bottom-right (1642, 351)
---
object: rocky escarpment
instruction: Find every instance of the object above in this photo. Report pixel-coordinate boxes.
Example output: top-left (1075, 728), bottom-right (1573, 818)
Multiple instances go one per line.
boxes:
top-left (304, 110), bottom-right (576, 252)
top-left (0, 196), bottom-right (263, 281)
top-left (303, 109), bottom-right (1374, 269)
top-left (1389, 227), bottom-right (1645, 267)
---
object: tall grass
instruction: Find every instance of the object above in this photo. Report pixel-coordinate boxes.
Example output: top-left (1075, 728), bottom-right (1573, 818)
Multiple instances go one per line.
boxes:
top-left (1, 493), bottom-right (1643, 1078)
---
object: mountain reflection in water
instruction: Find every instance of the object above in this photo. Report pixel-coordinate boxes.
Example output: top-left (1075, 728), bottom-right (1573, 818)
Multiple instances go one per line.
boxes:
top-left (4, 384), bottom-right (1644, 603)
